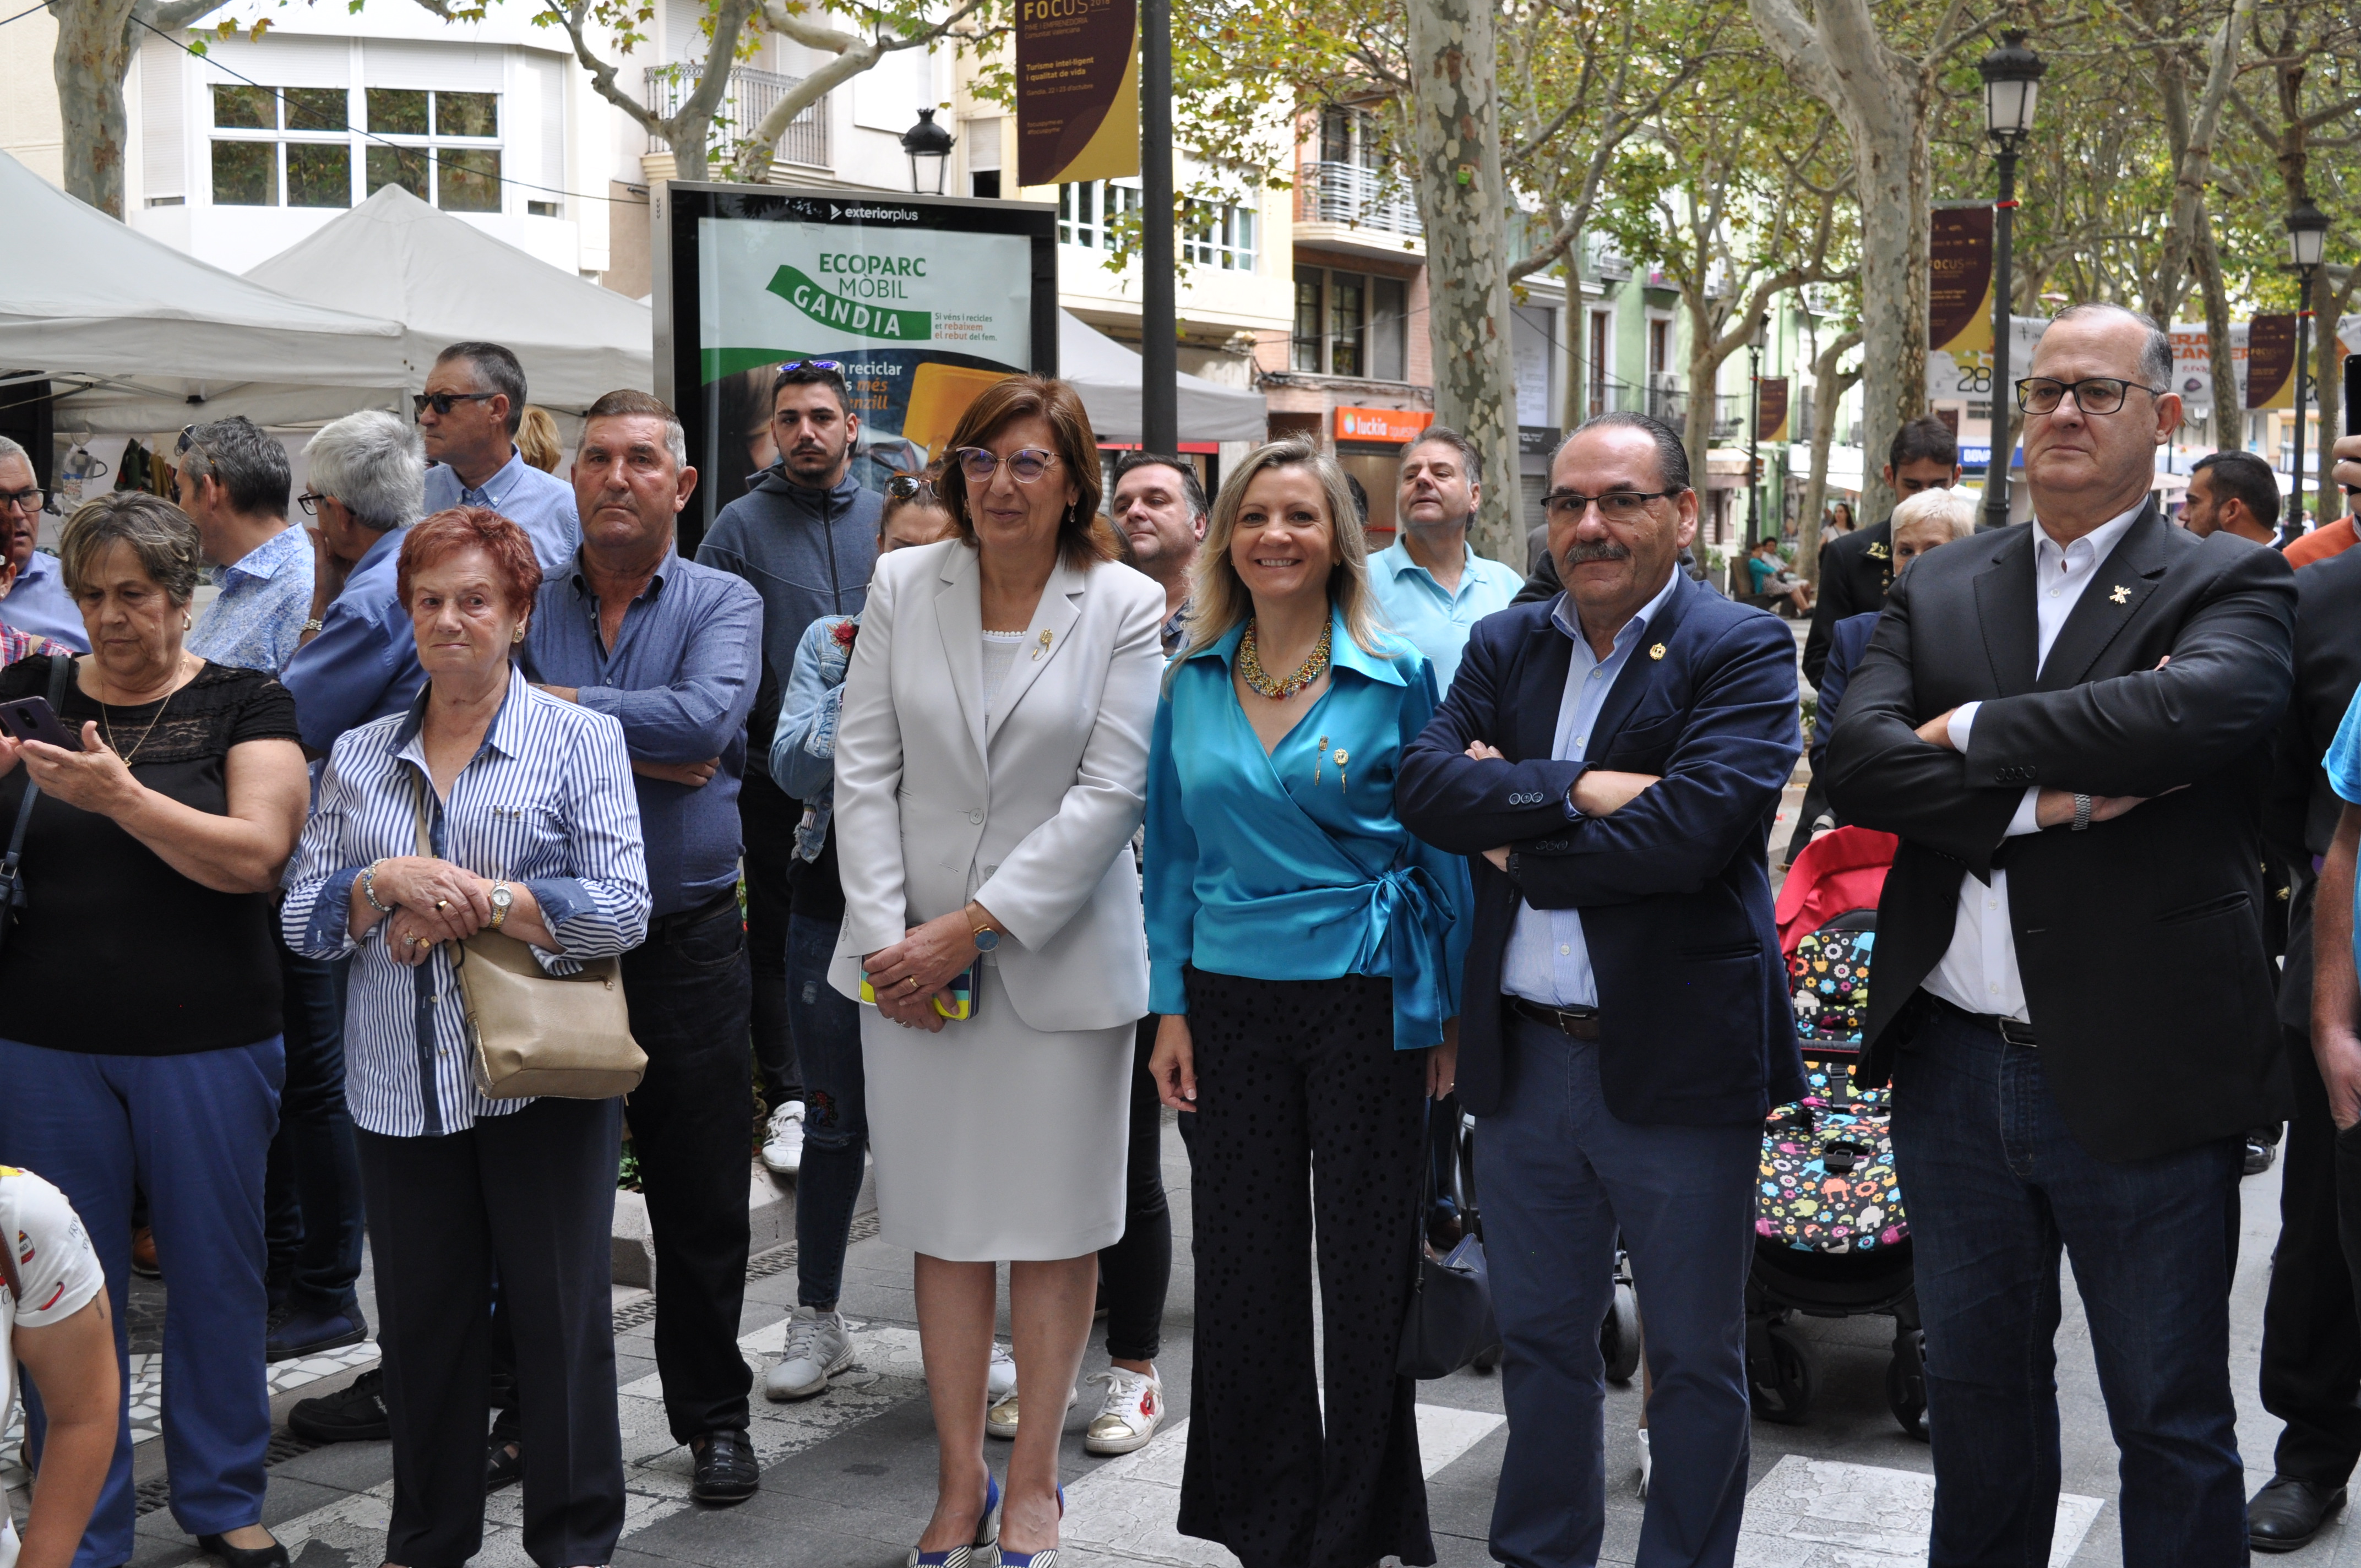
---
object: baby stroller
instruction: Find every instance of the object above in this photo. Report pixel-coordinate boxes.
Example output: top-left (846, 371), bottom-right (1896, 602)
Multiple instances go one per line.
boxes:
top-left (1747, 826), bottom-right (1928, 1439)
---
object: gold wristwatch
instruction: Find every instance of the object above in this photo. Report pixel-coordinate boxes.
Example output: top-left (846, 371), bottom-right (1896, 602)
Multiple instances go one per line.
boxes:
top-left (489, 881), bottom-right (514, 930)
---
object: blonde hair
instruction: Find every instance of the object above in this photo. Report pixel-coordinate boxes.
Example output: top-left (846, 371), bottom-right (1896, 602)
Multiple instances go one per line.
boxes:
top-left (1890, 487), bottom-right (1976, 543)
top-left (1181, 437), bottom-right (1384, 659)
top-left (514, 405), bottom-right (563, 473)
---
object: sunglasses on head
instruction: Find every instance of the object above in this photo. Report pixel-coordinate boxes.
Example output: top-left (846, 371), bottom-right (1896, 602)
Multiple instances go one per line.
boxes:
top-left (780, 360), bottom-right (843, 373)
top-left (411, 390), bottom-right (499, 419)
top-left (885, 473), bottom-right (937, 503)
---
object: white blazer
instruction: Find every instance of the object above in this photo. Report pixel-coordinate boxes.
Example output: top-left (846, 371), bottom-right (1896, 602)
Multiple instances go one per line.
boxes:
top-left (828, 538), bottom-right (1165, 1032)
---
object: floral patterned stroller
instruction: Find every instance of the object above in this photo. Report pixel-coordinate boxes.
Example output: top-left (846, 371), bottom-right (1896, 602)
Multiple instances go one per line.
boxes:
top-left (1748, 827), bottom-right (1927, 1439)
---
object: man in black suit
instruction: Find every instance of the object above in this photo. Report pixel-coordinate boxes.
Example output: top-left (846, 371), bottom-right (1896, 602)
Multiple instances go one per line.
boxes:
top-left (1825, 302), bottom-right (2295, 1567)
top-left (1800, 415), bottom-right (1962, 690)
top-left (1400, 412), bottom-right (1804, 1568)
top-left (2246, 543), bottom-right (2361, 1550)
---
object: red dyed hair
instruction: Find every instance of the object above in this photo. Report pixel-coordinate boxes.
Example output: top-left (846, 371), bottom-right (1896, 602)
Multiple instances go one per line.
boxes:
top-left (397, 506), bottom-right (543, 617)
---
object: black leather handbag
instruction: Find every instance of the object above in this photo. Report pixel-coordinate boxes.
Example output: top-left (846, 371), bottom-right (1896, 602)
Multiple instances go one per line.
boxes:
top-left (1396, 1100), bottom-right (1503, 1380)
top-left (0, 657), bottom-right (70, 960)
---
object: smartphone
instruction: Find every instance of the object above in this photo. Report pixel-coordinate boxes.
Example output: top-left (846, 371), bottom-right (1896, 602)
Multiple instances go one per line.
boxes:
top-left (858, 961), bottom-right (980, 1021)
top-left (0, 696), bottom-right (80, 750)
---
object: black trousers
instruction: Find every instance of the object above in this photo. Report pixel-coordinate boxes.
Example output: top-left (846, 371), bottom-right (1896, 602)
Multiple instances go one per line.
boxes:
top-left (1100, 1016), bottom-right (1174, 1362)
top-left (356, 1096), bottom-right (625, 1568)
top-left (1176, 969), bottom-right (1434, 1568)
top-left (622, 892), bottom-right (757, 1441)
top-left (2263, 1024), bottom-right (2361, 1487)
top-left (739, 771), bottom-right (802, 1106)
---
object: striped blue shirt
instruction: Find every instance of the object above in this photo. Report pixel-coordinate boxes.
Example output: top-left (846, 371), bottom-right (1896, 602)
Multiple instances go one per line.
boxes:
top-left (280, 666), bottom-right (651, 1137)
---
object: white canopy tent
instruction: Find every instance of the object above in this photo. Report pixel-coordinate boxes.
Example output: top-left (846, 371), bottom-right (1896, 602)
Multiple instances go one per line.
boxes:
top-left (0, 149), bottom-right (410, 435)
top-left (1058, 312), bottom-right (1267, 443)
top-left (247, 185), bottom-right (654, 416)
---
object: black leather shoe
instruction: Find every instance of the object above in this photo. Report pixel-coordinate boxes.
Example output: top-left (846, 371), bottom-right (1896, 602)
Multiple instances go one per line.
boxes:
top-left (196, 1533), bottom-right (290, 1568)
top-left (689, 1429), bottom-right (759, 1504)
top-left (2250, 1476), bottom-right (2345, 1552)
top-left (487, 1438), bottom-right (524, 1492)
top-left (287, 1368), bottom-right (389, 1443)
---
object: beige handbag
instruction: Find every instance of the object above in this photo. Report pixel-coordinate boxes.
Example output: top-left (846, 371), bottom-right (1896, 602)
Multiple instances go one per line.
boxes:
top-left (410, 784), bottom-right (646, 1101)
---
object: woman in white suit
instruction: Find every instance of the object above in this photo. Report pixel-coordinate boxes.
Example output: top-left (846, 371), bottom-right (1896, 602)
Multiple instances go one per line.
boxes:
top-left (829, 375), bottom-right (1165, 1568)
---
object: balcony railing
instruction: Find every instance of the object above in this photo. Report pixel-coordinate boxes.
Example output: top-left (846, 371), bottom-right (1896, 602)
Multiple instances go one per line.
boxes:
top-left (645, 65), bottom-right (829, 170)
top-left (1296, 161), bottom-right (1422, 237)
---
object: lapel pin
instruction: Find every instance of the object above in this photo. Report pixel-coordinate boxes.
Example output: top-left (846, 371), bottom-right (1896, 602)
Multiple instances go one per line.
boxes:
top-left (1334, 747), bottom-right (1350, 792)
top-left (1031, 629), bottom-right (1053, 660)
top-left (1315, 735), bottom-right (1328, 785)
top-left (2109, 585), bottom-right (2130, 605)
top-left (1649, 643), bottom-right (1667, 661)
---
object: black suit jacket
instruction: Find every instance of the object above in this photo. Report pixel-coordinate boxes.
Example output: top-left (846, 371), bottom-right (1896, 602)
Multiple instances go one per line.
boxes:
top-left (1803, 519), bottom-right (1893, 689)
top-left (1399, 572), bottom-right (1808, 1126)
top-left (2264, 547), bottom-right (2361, 1031)
top-left (1823, 502), bottom-right (2297, 1162)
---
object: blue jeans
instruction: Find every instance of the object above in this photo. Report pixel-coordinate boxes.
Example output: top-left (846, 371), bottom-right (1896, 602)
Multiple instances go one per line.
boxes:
top-left (790, 912), bottom-right (868, 1308)
top-left (1479, 1017), bottom-right (1759, 1568)
top-left (1892, 1004), bottom-right (2247, 1567)
top-left (0, 1036), bottom-right (283, 1568)
top-left (263, 936), bottom-right (365, 1314)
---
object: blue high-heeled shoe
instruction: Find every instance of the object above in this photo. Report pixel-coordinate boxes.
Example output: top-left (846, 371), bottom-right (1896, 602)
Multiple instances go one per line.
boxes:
top-left (994, 1485), bottom-right (1064, 1567)
top-left (905, 1472), bottom-right (1000, 1567)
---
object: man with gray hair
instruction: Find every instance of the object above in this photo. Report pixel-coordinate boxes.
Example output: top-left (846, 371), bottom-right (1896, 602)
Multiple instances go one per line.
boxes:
top-left (418, 341), bottom-right (577, 570)
top-left (1826, 300), bottom-right (2296, 1565)
top-left (178, 417), bottom-right (314, 674)
top-left (0, 434), bottom-right (87, 651)
top-left (280, 409), bottom-right (431, 754)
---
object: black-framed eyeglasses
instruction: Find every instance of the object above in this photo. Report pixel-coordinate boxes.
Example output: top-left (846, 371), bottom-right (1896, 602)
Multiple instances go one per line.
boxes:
top-left (0, 485), bottom-right (49, 516)
top-left (411, 390), bottom-right (498, 420)
top-left (296, 492), bottom-right (325, 516)
top-left (885, 473), bottom-right (937, 503)
top-left (1541, 488), bottom-right (1679, 522)
top-left (952, 447), bottom-right (1059, 486)
top-left (2015, 377), bottom-right (2166, 416)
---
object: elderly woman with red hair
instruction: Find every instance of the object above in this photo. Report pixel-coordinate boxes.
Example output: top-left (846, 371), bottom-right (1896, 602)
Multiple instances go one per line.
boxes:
top-left (281, 506), bottom-right (650, 1568)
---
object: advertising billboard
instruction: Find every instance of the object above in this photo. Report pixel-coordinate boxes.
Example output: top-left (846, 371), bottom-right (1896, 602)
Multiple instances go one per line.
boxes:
top-left (656, 182), bottom-right (1060, 546)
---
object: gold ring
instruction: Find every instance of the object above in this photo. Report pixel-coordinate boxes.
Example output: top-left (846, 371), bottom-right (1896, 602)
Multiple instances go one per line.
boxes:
top-left (436, 899), bottom-right (450, 911)
top-left (905, 975), bottom-right (920, 993)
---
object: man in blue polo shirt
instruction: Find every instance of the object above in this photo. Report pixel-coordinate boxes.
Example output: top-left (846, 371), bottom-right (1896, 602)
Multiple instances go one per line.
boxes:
top-left (1367, 425), bottom-right (1523, 693)
top-left (418, 341), bottom-right (578, 570)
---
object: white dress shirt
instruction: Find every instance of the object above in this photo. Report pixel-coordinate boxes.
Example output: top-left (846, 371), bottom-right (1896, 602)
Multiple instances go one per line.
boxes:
top-left (1923, 504), bottom-right (2143, 1022)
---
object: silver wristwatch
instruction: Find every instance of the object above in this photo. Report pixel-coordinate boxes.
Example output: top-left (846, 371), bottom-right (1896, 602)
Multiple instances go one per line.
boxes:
top-left (2071, 792), bottom-right (2092, 832)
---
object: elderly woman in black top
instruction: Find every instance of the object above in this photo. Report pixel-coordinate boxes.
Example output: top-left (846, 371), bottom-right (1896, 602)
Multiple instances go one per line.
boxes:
top-left (0, 493), bottom-right (309, 1568)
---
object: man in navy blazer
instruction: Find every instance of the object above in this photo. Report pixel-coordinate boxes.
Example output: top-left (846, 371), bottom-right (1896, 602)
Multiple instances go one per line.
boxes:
top-left (1400, 411), bottom-right (1804, 1568)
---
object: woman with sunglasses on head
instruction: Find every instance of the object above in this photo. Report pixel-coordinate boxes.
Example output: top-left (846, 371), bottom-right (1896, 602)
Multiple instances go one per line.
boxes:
top-left (1142, 436), bottom-right (1470, 1568)
top-left (829, 379), bottom-right (1165, 1567)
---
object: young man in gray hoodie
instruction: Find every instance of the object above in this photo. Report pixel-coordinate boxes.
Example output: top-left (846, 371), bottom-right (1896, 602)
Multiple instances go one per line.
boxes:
top-left (697, 361), bottom-right (884, 1166)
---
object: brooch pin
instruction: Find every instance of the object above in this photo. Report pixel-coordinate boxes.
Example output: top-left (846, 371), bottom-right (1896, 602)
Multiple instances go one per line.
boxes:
top-left (1031, 629), bottom-right (1053, 660)
top-left (1649, 643), bottom-right (1667, 661)
top-left (1314, 734), bottom-right (1329, 785)
top-left (2109, 585), bottom-right (2130, 605)
top-left (1867, 542), bottom-right (1890, 560)
top-left (1334, 747), bottom-right (1350, 791)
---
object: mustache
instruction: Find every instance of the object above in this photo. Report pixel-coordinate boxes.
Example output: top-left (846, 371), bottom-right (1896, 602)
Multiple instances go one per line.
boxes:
top-left (1561, 540), bottom-right (1632, 564)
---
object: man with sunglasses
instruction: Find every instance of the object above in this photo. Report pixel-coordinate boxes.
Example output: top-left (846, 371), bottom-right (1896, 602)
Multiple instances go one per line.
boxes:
top-left (697, 360), bottom-right (883, 1153)
top-left (0, 436), bottom-right (86, 652)
top-left (417, 342), bottom-right (578, 571)
top-left (1825, 302), bottom-right (2296, 1568)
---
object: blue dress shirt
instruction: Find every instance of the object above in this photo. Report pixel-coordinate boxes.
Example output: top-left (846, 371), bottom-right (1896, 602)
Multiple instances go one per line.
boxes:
top-left (1, 551), bottom-right (88, 651)
top-left (1502, 570), bottom-right (1683, 1007)
top-left (1143, 607), bottom-right (1472, 1049)
top-left (188, 525), bottom-right (315, 673)
top-left (524, 549), bottom-right (764, 917)
top-left (280, 526), bottom-right (423, 754)
top-left (425, 448), bottom-right (579, 570)
top-left (1366, 537), bottom-right (1524, 694)
top-left (281, 667), bottom-right (650, 1137)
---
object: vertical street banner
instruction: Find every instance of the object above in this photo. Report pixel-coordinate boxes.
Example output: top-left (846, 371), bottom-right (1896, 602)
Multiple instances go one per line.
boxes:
top-left (2169, 323), bottom-right (2213, 410)
top-left (654, 184), bottom-right (1059, 546)
top-left (1756, 377), bottom-right (1791, 443)
top-left (1925, 205), bottom-right (1995, 400)
top-left (2246, 314), bottom-right (2296, 410)
top-left (1016, 0), bottom-right (1141, 187)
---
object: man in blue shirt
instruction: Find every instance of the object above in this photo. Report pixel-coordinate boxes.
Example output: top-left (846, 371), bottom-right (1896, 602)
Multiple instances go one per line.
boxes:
top-left (1368, 426), bottom-right (1523, 693)
top-left (418, 341), bottom-right (578, 570)
top-left (281, 410), bottom-right (430, 754)
top-left (177, 417), bottom-right (315, 676)
top-left (525, 389), bottom-right (765, 1506)
top-left (0, 437), bottom-right (86, 651)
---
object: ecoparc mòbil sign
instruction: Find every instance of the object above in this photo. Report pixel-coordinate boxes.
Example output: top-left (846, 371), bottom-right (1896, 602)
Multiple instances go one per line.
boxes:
top-left (654, 183), bottom-right (1060, 549)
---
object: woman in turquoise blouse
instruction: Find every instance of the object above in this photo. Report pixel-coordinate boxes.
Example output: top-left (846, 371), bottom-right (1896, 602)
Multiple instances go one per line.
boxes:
top-left (1143, 435), bottom-right (1468, 1568)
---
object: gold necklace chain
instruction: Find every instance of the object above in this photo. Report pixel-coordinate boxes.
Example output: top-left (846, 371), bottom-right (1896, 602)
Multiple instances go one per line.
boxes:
top-left (96, 656), bottom-right (192, 765)
top-left (1238, 617), bottom-right (1332, 700)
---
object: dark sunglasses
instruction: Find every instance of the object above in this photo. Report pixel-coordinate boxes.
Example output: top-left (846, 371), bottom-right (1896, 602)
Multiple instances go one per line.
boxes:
top-left (411, 390), bottom-right (499, 419)
top-left (885, 473), bottom-right (937, 503)
top-left (780, 359), bottom-right (843, 373)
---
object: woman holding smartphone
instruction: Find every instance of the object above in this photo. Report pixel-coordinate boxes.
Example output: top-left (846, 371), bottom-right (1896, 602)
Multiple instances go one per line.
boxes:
top-left (828, 377), bottom-right (1163, 1567)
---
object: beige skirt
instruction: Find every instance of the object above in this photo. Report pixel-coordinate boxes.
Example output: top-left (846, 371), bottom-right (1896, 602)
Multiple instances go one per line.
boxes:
top-left (859, 963), bottom-right (1133, 1261)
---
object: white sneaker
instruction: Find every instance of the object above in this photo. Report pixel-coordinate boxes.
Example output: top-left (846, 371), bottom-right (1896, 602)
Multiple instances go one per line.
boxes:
top-left (987, 1342), bottom-right (1018, 1402)
top-left (1636, 1427), bottom-right (1651, 1499)
top-left (1084, 1366), bottom-right (1163, 1455)
top-left (764, 1305), bottom-right (852, 1401)
top-left (761, 1101), bottom-right (806, 1176)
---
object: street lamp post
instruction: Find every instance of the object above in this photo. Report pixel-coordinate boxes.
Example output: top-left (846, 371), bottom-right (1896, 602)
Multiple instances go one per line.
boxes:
top-left (2288, 199), bottom-right (2330, 534)
top-left (899, 108), bottom-right (954, 195)
top-left (1978, 29), bottom-right (2045, 532)
top-left (1746, 311), bottom-right (1767, 549)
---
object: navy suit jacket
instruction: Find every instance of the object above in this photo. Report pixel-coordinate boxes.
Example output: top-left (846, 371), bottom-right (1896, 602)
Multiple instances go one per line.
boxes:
top-left (1398, 570), bottom-right (1808, 1126)
top-left (1807, 611), bottom-right (1880, 772)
